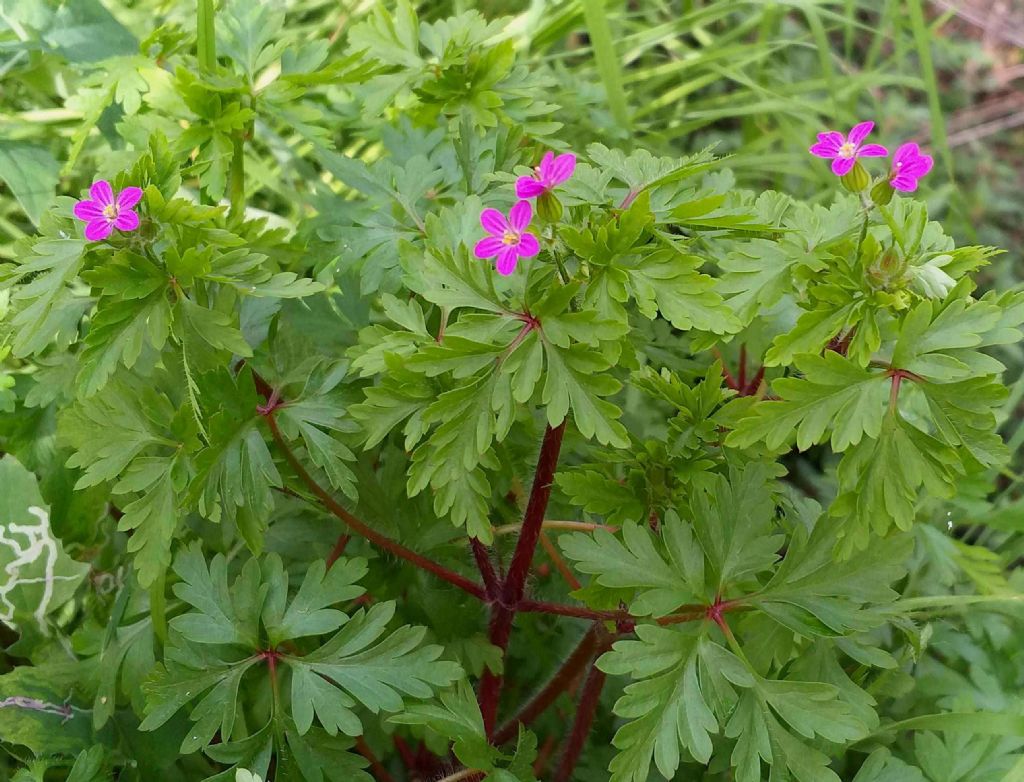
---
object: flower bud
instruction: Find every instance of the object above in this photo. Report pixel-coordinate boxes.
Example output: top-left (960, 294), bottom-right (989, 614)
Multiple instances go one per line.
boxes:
top-left (536, 191), bottom-right (564, 223)
top-left (840, 161), bottom-right (870, 193)
top-left (870, 179), bottom-right (894, 206)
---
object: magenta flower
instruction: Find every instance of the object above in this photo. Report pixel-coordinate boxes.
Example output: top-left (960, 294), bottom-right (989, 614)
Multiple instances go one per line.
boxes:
top-left (515, 151), bottom-right (576, 199)
top-left (809, 121), bottom-right (888, 176)
top-left (889, 142), bottom-right (933, 192)
top-left (473, 200), bottom-right (539, 276)
top-left (73, 180), bottom-right (143, 242)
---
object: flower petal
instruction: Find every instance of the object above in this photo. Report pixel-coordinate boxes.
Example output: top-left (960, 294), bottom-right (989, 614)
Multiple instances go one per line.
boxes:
top-left (809, 142), bottom-right (838, 159)
top-left (892, 142), bottom-right (919, 167)
top-left (831, 156), bottom-right (856, 176)
top-left (508, 200), bottom-right (533, 232)
top-left (114, 209), bottom-right (140, 232)
top-left (73, 200), bottom-right (104, 221)
top-left (857, 144), bottom-right (888, 158)
top-left (117, 186), bottom-right (144, 210)
top-left (546, 153), bottom-right (576, 186)
top-left (474, 236), bottom-right (505, 259)
top-left (890, 174), bottom-right (919, 192)
top-left (495, 247), bottom-right (519, 276)
top-left (85, 219), bottom-right (113, 241)
top-left (537, 151), bottom-right (555, 178)
top-left (90, 180), bottom-right (114, 207)
top-left (903, 154), bottom-right (933, 177)
top-left (847, 121), bottom-right (875, 146)
top-left (516, 232), bottom-right (540, 258)
top-left (515, 177), bottom-right (547, 199)
top-left (480, 208), bottom-right (509, 235)
top-left (810, 131), bottom-right (844, 157)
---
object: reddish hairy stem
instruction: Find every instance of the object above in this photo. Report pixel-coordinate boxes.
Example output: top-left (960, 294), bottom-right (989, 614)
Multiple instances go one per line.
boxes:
top-left (492, 624), bottom-right (601, 745)
top-left (355, 736), bottom-right (395, 782)
top-left (553, 656), bottom-right (610, 782)
top-left (264, 413), bottom-right (487, 600)
top-left (326, 534), bottom-right (350, 568)
top-left (470, 538), bottom-right (499, 599)
top-left (518, 600), bottom-right (627, 621)
top-left (479, 422), bottom-right (567, 737)
top-left (746, 364), bottom-right (766, 396)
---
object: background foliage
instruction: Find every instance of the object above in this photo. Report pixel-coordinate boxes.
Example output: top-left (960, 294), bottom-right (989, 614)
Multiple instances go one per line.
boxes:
top-left (1, 1), bottom-right (1024, 781)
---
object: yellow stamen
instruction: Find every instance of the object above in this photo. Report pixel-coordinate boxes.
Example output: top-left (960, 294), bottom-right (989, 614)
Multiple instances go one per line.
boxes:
top-left (838, 142), bottom-right (856, 159)
top-left (501, 230), bottom-right (518, 246)
top-left (102, 204), bottom-right (118, 219)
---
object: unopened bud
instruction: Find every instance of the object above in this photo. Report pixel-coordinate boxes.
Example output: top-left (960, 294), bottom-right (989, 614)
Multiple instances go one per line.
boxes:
top-left (870, 179), bottom-right (894, 206)
top-left (536, 191), bottom-right (563, 223)
top-left (840, 161), bottom-right (870, 193)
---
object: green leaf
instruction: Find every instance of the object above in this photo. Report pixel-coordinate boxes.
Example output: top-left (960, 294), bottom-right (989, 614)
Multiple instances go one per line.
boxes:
top-left (1, 239), bottom-right (87, 357)
top-left (390, 680), bottom-right (497, 771)
top-left (170, 545), bottom-right (263, 648)
top-left (285, 602), bottom-right (463, 734)
top-left (831, 412), bottom-right (962, 553)
top-left (751, 521), bottom-right (911, 636)
top-left (76, 292), bottom-right (172, 397)
top-left (541, 340), bottom-right (628, 447)
top-left (61, 379), bottom-right (179, 489)
top-left (727, 352), bottom-right (890, 452)
top-left (191, 372), bottom-right (280, 538)
top-left (261, 555), bottom-right (367, 646)
top-left (114, 460), bottom-right (184, 587)
top-left (0, 142), bottom-right (60, 225)
top-left (560, 510), bottom-right (703, 617)
top-left (629, 248), bottom-right (740, 335)
top-left (599, 628), bottom-right (719, 781)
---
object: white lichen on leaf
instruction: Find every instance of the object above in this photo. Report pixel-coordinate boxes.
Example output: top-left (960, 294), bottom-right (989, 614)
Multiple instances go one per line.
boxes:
top-left (0, 456), bottom-right (88, 634)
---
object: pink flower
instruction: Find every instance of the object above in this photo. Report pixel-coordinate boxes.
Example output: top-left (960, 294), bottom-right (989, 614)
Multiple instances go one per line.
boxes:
top-left (515, 151), bottom-right (576, 199)
top-left (809, 121), bottom-right (888, 176)
top-left (73, 180), bottom-right (143, 242)
top-left (473, 201), bottom-right (539, 276)
top-left (889, 142), bottom-right (933, 192)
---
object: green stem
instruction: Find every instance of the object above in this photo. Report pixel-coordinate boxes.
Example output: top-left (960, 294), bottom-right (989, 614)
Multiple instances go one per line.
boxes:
top-left (148, 572), bottom-right (167, 645)
top-left (855, 209), bottom-right (871, 258)
top-left (196, 0), bottom-right (216, 73)
top-left (228, 133), bottom-right (245, 219)
top-left (553, 253), bottom-right (571, 285)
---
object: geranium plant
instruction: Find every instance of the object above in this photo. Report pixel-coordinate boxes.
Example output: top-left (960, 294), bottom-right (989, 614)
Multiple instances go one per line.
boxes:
top-left (1, 2), bottom-right (1023, 782)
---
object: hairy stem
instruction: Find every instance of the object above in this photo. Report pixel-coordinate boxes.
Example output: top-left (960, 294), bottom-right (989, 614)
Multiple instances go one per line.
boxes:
top-left (470, 538), bottom-right (500, 599)
top-left (264, 412), bottom-right (486, 600)
top-left (478, 422), bottom-right (566, 737)
top-left (553, 659), bottom-right (609, 782)
top-left (492, 624), bottom-right (601, 745)
top-left (325, 534), bottom-right (350, 568)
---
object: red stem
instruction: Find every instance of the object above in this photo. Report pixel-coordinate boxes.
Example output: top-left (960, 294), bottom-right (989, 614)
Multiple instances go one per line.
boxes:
top-left (711, 347), bottom-right (739, 390)
top-left (492, 624), bottom-right (601, 745)
top-left (745, 364), bottom-right (766, 396)
top-left (738, 344), bottom-right (747, 390)
top-left (553, 657), bottom-right (609, 782)
top-left (326, 534), bottom-right (350, 568)
top-left (393, 735), bottom-right (417, 771)
top-left (355, 736), bottom-right (395, 782)
top-left (470, 538), bottom-right (499, 599)
top-left (518, 600), bottom-right (628, 621)
top-left (264, 412), bottom-right (487, 600)
top-left (479, 422), bottom-right (566, 737)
